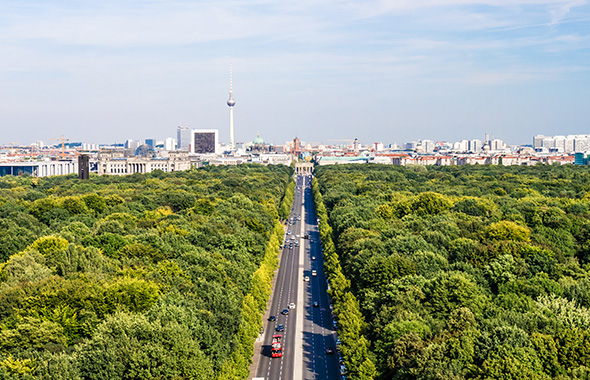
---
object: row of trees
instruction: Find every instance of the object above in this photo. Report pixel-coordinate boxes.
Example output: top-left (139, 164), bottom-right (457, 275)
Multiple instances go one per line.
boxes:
top-left (314, 164), bottom-right (590, 379)
top-left (311, 179), bottom-right (376, 379)
top-left (0, 164), bottom-right (292, 379)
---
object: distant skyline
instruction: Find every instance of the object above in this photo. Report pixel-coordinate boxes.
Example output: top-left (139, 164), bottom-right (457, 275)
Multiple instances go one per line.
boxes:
top-left (0, 1), bottom-right (588, 147)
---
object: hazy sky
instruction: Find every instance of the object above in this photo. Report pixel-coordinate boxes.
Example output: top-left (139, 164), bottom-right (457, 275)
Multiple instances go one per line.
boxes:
top-left (1, 1), bottom-right (588, 147)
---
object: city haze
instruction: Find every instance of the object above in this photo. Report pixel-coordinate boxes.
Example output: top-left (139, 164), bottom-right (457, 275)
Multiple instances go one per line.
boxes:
top-left (0, 1), bottom-right (589, 146)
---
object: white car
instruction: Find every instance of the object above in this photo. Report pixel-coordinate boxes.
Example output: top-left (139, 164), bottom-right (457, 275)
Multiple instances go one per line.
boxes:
top-left (288, 302), bottom-right (296, 309)
top-left (304, 276), bottom-right (310, 282)
top-left (311, 256), bottom-right (316, 261)
top-left (312, 270), bottom-right (317, 277)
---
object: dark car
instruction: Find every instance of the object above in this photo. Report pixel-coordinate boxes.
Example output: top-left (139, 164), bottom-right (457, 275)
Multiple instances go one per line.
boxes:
top-left (313, 301), bottom-right (319, 308)
top-left (268, 315), bottom-right (276, 322)
top-left (282, 308), bottom-right (289, 315)
top-left (326, 347), bottom-right (334, 355)
top-left (276, 324), bottom-right (284, 332)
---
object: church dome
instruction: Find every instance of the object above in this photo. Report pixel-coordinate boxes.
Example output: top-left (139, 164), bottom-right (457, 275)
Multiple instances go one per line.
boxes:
top-left (252, 133), bottom-right (264, 145)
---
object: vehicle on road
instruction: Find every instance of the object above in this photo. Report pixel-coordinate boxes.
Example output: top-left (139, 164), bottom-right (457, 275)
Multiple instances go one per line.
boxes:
top-left (271, 335), bottom-right (283, 358)
top-left (288, 302), bottom-right (296, 309)
top-left (276, 324), bottom-right (284, 332)
top-left (311, 256), bottom-right (316, 260)
top-left (268, 315), bottom-right (276, 322)
top-left (282, 308), bottom-right (289, 315)
top-left (304, 276), bottom-right (310, 282)
top-left (312, 270), bottom-right (317, 276)
top-left (313, 301), bottom-right (319, 307)
top-left (326, 347), bottom-right (334, 355)
top-left (287, 230), bottom-right (291, 235)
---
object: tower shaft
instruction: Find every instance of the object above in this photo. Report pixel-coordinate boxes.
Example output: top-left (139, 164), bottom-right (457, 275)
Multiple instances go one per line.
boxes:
top-left (229, 106), bottom-right (234, 150)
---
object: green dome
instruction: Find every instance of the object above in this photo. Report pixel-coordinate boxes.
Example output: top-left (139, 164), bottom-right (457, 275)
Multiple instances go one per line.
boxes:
top-left (252, 133), bottom-right (264, 145)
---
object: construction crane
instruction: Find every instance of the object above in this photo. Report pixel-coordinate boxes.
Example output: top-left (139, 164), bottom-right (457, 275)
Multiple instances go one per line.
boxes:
top-left (50, 135), bottom-right (70, 159)
top-left (5, 142), bottom-right (19, 156)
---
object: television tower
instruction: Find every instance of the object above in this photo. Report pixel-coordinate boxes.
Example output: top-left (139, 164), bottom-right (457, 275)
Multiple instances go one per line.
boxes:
top-left (227, 63), bottom-right (236, 150)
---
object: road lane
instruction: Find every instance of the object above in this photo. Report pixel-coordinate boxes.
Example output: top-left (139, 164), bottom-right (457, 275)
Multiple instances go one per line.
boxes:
top-left (253, 174), bottom-right (341, 380)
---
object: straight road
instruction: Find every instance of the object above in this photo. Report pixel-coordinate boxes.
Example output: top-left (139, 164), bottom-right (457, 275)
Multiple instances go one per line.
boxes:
top-left (253, 174), bottom-right (341, 380)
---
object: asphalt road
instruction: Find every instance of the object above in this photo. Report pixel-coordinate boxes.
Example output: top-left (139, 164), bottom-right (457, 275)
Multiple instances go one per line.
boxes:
top-left (253, 174), bottom-right (341, 380)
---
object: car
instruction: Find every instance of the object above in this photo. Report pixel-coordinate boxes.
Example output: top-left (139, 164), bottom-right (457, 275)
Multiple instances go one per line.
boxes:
top-left (313, 301), bottom-right (319, 307)
top-left (311, 256), bottom-right (316, 260)
top-left (295, 242), bottom-right (299, 247)
top-left (289, 245), bottom-right (293, 250)
top-left (287, 230), bottom-right (291, 235)
top-left (304, 276), bottom-right (310, 282)
top-left (288, 302), bottom-right (296, 309)
top-left (268, 315), bottom-right (276, 322)
top-left (310, 239), bottom-right (314, 243)
top-left (276, 324), bottom-right (284, 332)
top-left (282, 308), bottom-right (289, 315)
top-left (312, 270), bottom-right (317, 277)
top-left (326, 347), bottom-right (334, 355)
top-left (283, 244), bottom-right (288, 248)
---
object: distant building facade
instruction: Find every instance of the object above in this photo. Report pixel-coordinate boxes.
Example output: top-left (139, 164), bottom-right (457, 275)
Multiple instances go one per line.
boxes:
top-left (191, 129), bottom-right (219, 155)
top-left (534, 134), bottom-right (590, 153)
top-left (96, 151), bottom-right (191, 175)
top-left (0, 160), bottom-right (78, 177)
top-left (177, 126), bottom-right (191, 150)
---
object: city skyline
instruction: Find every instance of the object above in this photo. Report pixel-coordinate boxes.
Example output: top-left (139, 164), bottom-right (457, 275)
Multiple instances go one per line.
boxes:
top-left (0, 1), bottom-right (588, 146)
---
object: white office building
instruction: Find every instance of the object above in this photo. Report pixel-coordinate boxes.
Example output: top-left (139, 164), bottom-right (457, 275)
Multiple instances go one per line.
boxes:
top-left (177, 126), bottom-right (191, 150)
top-left (470, 139), bottom-right (483, 152)
top-left (164, 138), bottom-right (177, 151)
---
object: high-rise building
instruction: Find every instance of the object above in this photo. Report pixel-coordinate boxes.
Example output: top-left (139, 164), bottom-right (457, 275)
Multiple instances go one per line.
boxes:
top-left (533, 135), bottom-right (546, 148)
top-left (191, 129), bottom-right (219, 154)
top-left (145, 139), bottom-right (156, 148)
top-left (565, 136), bottom-right (575, 152)
top-left (227, 64), bottom-right (236, 150)
top-left (491, 139), bottom-right (506, 151)
top-left (164, 138), bottom-right (176, 151)
top-left (575, 136), bottom-right (590, 152)
top-left (177, 126), bottom-right (191, 150)
top-left (125, 139), bottom-right (140, 151)
top-left (554, 136), bottom-right (566, 152)
top-left (421, 140), bottom-right (435, 153)
top-left (469, 139), bottom-right (483, 152)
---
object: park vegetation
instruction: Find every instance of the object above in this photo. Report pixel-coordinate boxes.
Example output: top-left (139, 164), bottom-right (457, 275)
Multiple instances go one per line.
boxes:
top-left (0, 164), bottom-right (292, 380)
top-left (314, 164), bottom-right (590, 380)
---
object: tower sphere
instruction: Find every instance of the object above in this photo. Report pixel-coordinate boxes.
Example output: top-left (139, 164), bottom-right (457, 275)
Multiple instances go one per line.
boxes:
top-left (227, 97), bottom-right (235, 107)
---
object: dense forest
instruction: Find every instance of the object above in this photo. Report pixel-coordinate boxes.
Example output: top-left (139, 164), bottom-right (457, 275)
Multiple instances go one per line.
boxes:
top-left (0, 165), bottom-right (292, 379)
top-left (314, 164), bottom-right (590, 380)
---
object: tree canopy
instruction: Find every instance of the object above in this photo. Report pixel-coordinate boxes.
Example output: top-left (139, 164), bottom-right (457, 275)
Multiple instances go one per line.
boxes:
top-left (0, 164), bottom-right (292, 379)
top-left (314, 163), bottom-right (590, 380)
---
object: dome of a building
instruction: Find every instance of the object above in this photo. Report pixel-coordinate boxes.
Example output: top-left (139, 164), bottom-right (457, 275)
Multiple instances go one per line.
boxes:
top-left (135, 144), bottom-right (155, 157)
top-left (252, 133), bottom-right (264, 145)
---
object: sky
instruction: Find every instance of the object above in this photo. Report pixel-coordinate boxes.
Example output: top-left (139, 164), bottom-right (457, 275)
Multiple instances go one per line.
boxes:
top-left (0, 0), bottom-right (589, 147)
